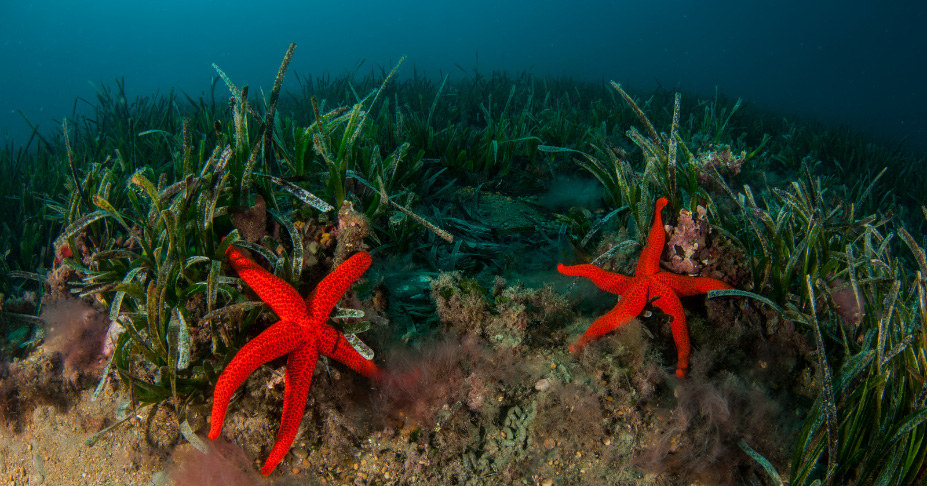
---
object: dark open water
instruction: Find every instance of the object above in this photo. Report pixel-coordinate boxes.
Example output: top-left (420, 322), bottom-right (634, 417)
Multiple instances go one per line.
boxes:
top-left (2, 0), bottom-right (925, 151)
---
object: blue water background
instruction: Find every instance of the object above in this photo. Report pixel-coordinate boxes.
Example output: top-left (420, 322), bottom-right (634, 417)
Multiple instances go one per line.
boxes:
top-left (1, 0), bottom-right (924, 150)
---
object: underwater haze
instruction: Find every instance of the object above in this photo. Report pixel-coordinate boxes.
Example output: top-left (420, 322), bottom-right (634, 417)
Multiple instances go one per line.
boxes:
top-left (2, 0), bottom-right (925, 151)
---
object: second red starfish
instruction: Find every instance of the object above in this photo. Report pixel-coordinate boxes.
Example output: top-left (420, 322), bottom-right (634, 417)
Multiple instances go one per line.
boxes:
top-left (558, 197), bottom-right (732, 378)
top-left (209, 245), bottom-right (381, 475)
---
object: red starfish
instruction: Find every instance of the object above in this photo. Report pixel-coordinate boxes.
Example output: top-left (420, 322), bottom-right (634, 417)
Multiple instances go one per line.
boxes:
top-left (558, 197), bottom-right (732, 378)
top-left (209, 245), bottom-right (381, 475)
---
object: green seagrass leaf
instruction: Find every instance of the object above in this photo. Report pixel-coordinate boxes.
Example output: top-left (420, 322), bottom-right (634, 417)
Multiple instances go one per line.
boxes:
top-left (130, 171), bottom-right (161, 212)
top-left (268, 208), bottom-right (303, 281)
top-left (146, 281), bottom-right (167, 358)
top-left (232, 241), bottom-right (279, 268)
top-left (161, 209), bottom-right (178, 259)
top-left (340, 320), bottom-right (370, 334)
top-left (207, 259), bottom-right (221, 313)
top-left (170, 308), bottom-right (191, 370)
top-left (55, 210), bottom-right (110, 251)
top-left (183, 256), bottom-right (210, 269)
top-left (344, 332), bottom-right (374, 360)
top-left (110, 267), bottom-right (146, 321)
top-left (199, 301), bottom-right (265, 324)
top-left (91, 354), bottom-right (115, 403)
top-left (739, 440), bottom-right (784, 486)
top-left (92, 249), bottom-right (141, 262)
top-left (180, 420), bottom-right (208, 453)
top-left (214, 230), bottom-right (240, 261)
top-left (707, 288), bottom-right (785, 314)
top-left (266, 175), bottom-right (334, 212)
top-left (92, 195), bottom-right (133, 233)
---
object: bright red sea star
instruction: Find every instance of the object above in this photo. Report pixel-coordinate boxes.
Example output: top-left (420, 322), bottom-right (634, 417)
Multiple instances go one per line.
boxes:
top-left (209, 245), bottom-right (381, 475)
top-left (558, 197), bottom-right (733, 378)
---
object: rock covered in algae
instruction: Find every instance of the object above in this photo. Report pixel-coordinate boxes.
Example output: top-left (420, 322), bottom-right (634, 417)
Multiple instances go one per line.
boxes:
top-left (333, 201), bottom-right (370, 266)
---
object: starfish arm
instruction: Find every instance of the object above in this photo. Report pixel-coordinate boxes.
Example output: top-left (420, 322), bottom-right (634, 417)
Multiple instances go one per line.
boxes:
top-left (261, 341), bottom-right (319, 476)
top-left (635, 197), bottom-right (669, 276)
top-left (306, 251), bottom-right (372, 322)
top-left (226, 246), bottom-right (308, 322)
top-left (318, 324), bottom-right (382, 381)
top-left (209, 320), bottom-right (305, 441)
top-left (571, 280), bottom-right (649, 351)
top-left (649, 281), bottom-right (691, 378)
top-left (653, 271), bottom-right (732, 297)
top-left (557, 263), bottom-right (634, 294)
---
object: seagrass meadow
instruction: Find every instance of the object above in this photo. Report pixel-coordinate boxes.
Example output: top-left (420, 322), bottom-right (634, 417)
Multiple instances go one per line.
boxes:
top-left (1, 44), bottom-right (926, 485)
